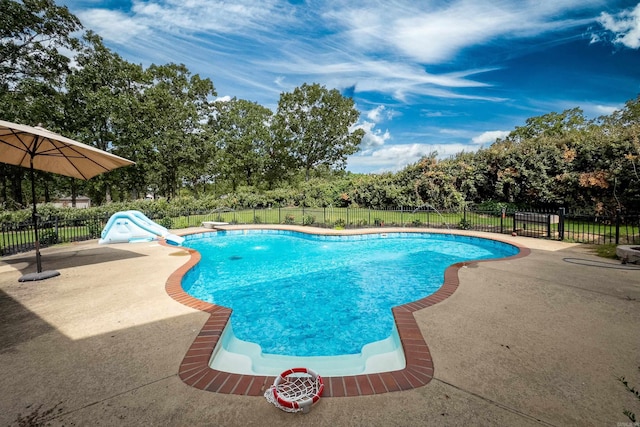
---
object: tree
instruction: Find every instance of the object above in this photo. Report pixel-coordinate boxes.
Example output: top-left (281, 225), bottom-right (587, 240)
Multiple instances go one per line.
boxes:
top-left (210, 98), bottom-right (272, 190)
top-left (64, 32), bottom-right (147, 203)
top-left (412, 154), bottom-right (465, 210)
top-left (506, 108), bottom-right (587, 142)
top-left (0, 0), bottom-right (82, 208)
top-left (0, 0), bottom-right (81, 88)
top-left (137, 63), bottom-right (216, 199)
top-left (273, 83), bottom-right (364, 181)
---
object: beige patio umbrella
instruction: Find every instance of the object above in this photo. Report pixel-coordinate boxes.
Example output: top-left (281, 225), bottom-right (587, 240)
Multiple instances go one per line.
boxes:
top-left (0, 120), bottom-right (135, 281)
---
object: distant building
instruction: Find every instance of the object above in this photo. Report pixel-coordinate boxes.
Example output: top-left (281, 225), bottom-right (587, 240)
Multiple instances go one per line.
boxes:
top-left (52, 196), bottom-right (92, 209)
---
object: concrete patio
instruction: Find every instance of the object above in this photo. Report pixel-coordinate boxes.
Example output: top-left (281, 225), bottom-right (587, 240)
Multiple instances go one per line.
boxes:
top-left (1, 227), bottom-right (639, 426)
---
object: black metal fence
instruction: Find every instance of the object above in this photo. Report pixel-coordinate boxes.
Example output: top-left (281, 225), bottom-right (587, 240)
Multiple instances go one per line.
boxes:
top-left (1, 206), bottom-right (637, 257)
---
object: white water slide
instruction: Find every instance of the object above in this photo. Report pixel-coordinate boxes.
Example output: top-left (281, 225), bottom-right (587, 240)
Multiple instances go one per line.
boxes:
top-left (99, 210), bottom-right (184, 246)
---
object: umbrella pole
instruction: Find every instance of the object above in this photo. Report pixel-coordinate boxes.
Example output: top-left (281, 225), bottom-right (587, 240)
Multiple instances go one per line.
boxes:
top-left (18, 155), bottom-right (59, 281)
top-left (30, 160), bottom-right (42, 273)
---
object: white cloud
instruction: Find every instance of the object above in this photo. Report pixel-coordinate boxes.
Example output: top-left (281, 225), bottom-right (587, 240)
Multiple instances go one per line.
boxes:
top-left (471, 130), bottom-right (510, 144)
top-left (352, 104), bottom-right (399, 153)
top-left (130, 0), bottom-right (288, 35)
top-left (215, 95), bottom-right (232, 102)
top-left (76, 0), bottom-right (289, 46)
top-left (390, 3), bottom-right (513, 63)
top-left (439, 128), bottom-right (470, 137)
top-left (364, 105), bottom-right (398, 123)
top-left (598, 3), bottom-right (640, 49)
top-left (367, 105), bottom-right (386, 122)
top-left (352, 121), bottom-right (391, 152)
top-left (348, 144), bottom-right (429, 173)
top-left (261, 54), bottom-right (504, 102)
top-left (347, 142), bottom-right (483, 173)
top-left (77, 9), bottom-right (150, 44)
top-left (592, 104), bottom-right (620, 116)
top-left (328, 0), bottom-right (604, 64)
top-left (536, 99), bottom-right (624, 119)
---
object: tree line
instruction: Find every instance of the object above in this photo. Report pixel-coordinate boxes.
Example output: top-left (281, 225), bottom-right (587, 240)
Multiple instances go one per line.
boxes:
top-left (1, 0), bottom-right (364, 207)
top-left (1, 0), bottom-right (639, 216)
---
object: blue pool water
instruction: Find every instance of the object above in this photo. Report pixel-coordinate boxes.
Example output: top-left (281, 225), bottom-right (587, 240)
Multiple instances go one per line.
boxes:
top-left (182, 230), bottom-right (518, 359)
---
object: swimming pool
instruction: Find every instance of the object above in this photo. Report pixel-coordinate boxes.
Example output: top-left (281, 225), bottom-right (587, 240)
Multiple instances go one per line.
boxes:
top-left (181, 230), bottom-right (519, 375)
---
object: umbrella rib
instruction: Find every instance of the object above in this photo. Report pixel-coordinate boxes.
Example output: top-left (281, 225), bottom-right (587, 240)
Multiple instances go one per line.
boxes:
top-left (28, 135), bottom-right (89, 180)
top-left (0, 129), bottom-right (34, 166)
top-left (44, 138), bottom-right (113, 180)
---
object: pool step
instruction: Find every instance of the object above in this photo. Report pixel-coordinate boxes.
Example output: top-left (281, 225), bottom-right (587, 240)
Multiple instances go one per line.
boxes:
top-left (209, 324), bottom-right (406, 377)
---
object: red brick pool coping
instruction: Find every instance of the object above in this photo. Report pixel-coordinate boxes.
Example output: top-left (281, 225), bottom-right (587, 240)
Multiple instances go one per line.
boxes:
top-left (164, 228), bottom-right (530, 397)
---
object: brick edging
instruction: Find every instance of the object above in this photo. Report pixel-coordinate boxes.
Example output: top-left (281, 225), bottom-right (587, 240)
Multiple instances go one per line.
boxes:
top-left (164, 230), bottom-right (531, 397)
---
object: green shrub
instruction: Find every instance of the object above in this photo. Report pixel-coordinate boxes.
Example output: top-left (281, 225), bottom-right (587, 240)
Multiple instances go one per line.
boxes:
top-left (475, 200), bottom-right (519, 216)
top-left (334, 218), bottom-right (345, 229)
top-left (303, 215), bottom-right (316, 226)
top-left (283, 214), bottom-right (296, 225)
top-left (157, 217), bottom-right (173, 229)
top-left (172, 218), bottom-right (190, 229)
top-left (458, 219), bottom-right (472, 230)
top-left (411, 219), bottom-right (423, 227)
top-left (87, 220), bottom-right (102, 238)
top-left (253, 215), bottom-right (262, 224)
top-left (39, 229), bottom-right (59, 245)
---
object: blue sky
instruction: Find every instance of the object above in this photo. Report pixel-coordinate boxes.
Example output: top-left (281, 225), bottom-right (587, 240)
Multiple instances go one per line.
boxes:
top-left (58, 0), bottom-right (640, 173)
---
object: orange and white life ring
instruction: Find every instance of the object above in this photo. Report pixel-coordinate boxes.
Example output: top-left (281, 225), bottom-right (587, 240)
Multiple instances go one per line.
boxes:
top-left (271, 367), bottom-right (324, 411)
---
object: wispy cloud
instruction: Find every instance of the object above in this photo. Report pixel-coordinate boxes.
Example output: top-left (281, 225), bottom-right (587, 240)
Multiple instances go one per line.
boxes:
top-left (326, 0), bottom-right (605, 63)
top-left (348, 142), bottom-right (483, 173)
top-left (592, 104), bottom-right (622, 116)
top-left (110, 0), bottom-right (289, 37)
top-left (471, 130), bottom-right (511, 144)
top-left (348, 143), bottom-right (432, 173)
top-left (77, 9), bottom-right (150, 44)
top-left (71, 0), bottom-right (601, 104)
top-left (597, 3), bottom-right (640, 49)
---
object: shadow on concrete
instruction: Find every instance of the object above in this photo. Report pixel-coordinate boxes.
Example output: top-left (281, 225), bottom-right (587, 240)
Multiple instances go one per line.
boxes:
top-left (0, 288), bottom-right (58, 353)
top-left (562, 257), bottom-right (640, 270)
top-left (1, 247), bottom-right (147, 274)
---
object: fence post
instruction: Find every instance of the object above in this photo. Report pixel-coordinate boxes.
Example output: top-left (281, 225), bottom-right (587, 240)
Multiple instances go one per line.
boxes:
top-left (558, 208), bottom-right (565, 241)
top-left (278, 207), bottom-right (281, 224)
top-left (615, 209), bottom-right (621, 245)
top-left (463, 206), bottom-right (467, 224)
top-left (500, 207), bottom-right (505, 234)
top-left (346, 206), bottom-right (349, 226)
top-left (401, 206), bottom-right (404, 226)
top-left (546, 214), bottom-right (551, 238)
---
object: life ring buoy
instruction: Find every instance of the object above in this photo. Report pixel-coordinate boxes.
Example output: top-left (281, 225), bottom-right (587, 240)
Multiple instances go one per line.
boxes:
top-left (271, 367), bottom-right (324, 411)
